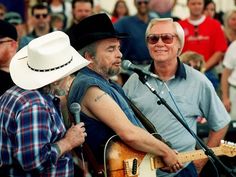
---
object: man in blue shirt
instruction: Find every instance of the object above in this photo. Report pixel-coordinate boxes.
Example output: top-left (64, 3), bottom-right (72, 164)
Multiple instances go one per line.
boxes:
top-left (114, 0), bottom-right (153, 65)
top-left (123, 18), bottom-right (230, 177)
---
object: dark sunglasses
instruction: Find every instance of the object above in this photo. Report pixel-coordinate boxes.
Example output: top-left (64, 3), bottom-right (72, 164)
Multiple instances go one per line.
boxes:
top-left (146, 33), bottom-right (177, 44)
top-left (137, 1), bottom-right (149, 5)
top-left (34, 13), bottom-right (48, 19)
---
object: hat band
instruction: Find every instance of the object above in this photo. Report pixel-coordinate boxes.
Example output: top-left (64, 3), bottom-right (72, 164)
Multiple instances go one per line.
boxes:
top-left (27, 57), bottom-right (73, 72)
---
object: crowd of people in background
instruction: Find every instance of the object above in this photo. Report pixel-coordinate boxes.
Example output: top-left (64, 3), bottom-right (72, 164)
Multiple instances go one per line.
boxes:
top-left (1, 0), bottom-right (236, 176)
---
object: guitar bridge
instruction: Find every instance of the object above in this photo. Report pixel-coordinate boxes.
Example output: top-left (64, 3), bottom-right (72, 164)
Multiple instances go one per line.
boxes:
top-left (124, 158), bottom-right (139, 177)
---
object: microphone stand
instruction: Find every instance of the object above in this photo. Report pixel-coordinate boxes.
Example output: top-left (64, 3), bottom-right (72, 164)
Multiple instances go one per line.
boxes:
top-left (138, 73), bottom-right (236, 177)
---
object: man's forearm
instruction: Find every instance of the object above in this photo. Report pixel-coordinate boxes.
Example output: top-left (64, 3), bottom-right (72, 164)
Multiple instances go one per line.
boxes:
top-left (205, 52), bottom-right (224, 71)
top-left (207, 126), bottom-right (229, 147)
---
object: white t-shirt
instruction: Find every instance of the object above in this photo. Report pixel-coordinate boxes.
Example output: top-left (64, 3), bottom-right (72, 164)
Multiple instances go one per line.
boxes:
top-left (223, 41), bottom-right (236, 86)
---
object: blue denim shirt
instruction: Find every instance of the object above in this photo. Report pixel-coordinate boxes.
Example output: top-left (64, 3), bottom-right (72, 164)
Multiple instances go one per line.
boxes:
top-left (68, 67), bottom-right (142, 162)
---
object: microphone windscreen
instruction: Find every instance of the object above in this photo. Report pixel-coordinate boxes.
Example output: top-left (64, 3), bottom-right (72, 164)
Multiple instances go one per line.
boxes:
top-left (69, 102), bottom-right (81, 114)
top-left (122, 60), bottom-right (132, 70)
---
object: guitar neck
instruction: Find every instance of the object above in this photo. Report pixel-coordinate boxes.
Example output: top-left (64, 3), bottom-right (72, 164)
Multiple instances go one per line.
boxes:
top-left (153, 147), bottom-right (223, 169)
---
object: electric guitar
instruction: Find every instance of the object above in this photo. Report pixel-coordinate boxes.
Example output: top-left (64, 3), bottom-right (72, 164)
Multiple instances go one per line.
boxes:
top-left (103, 135), bottom-right (236, 177)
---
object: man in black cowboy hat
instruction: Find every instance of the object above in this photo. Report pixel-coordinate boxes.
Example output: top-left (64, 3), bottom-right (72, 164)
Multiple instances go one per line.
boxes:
top-left (68, 13), bottom-right (183, 175)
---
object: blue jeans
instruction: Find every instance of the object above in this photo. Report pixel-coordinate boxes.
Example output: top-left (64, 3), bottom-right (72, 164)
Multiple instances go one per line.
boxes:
top-left (205, 69), bottom-right (219, 91)
top-left (175, 162), bottom-right (198, 177)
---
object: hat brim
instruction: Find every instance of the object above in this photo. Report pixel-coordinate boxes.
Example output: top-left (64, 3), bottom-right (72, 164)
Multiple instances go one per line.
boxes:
top-left (8, 19), bottom-right (22, 24)
top-left (10, 46), bottom-right (90, 90)
top-left (74, 32), bottom-right (128, 50)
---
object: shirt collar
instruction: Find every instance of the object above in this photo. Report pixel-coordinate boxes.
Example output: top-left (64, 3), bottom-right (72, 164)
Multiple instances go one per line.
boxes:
top-left (81, 67), bottom-right (109, 82)
top-left (149, 57), bottom-right (186, 79)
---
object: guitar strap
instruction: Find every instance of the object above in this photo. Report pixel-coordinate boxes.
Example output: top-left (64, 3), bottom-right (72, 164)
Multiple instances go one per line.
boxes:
top-left (109, 79), bottom-right (172, 148)
top-left (125, 96), bottom-right (172, 148)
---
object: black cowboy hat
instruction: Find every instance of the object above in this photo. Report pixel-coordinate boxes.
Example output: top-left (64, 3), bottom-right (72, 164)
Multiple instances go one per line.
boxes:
top-left (68, 13), bottom-right (128, 51)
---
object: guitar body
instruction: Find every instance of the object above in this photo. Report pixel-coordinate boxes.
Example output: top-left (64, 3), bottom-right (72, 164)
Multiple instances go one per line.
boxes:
top-left (104, 136), bottom-right (236, 177)
top-left (104, 136), bottom-right (157, 177)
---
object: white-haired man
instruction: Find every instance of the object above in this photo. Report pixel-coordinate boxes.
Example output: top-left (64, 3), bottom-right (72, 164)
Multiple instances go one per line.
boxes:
top-left (0, 31), bottom-right (89, 176)
top-left (123, 18), bottom-right (230, 177)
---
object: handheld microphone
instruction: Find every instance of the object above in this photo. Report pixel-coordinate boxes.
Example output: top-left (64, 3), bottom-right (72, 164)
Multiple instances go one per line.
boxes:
top-left (122, 60), bottom-right (159, 79)
top-left (69, 102), bottom-right (85, 165)
top-left (69, 102), bottom-right (81, 124)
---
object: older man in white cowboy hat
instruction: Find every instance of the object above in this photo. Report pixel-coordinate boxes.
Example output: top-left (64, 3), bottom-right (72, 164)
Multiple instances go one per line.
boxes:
top-left (0, 31), bottom-right (89, 176)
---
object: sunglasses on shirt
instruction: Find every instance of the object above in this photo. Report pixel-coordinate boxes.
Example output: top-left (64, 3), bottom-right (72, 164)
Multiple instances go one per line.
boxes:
top-left (146, 33), bottom-right (177, 45)
top-left (34, 13), bottom-right (48, 19)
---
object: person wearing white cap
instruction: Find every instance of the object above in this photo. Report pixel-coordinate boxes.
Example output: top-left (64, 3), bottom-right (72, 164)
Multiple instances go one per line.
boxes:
top-left (0, 31), bottom-right (89, 176)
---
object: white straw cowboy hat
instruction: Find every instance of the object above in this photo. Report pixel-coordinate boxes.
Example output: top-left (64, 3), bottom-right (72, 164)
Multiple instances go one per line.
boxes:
top-left (10, 31), bottom-right (90, 90)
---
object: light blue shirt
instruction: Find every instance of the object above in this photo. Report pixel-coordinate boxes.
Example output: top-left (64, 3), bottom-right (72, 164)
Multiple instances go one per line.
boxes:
top-left (123, 61), bottom-right (230, 177)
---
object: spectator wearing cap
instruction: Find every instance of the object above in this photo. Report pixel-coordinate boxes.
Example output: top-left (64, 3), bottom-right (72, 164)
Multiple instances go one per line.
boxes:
top-left (0, 20), bottom-right (18, 95)
top-left (19, 3), bottom-right (53, 49)
top-left (4, 11), bottom-right (26, 40)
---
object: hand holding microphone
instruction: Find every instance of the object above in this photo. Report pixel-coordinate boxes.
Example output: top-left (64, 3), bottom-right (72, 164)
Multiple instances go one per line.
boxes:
top-left (69, 103), bottom-right (87, 170)
top-left (70, 102), bottom-right (81, 124)
top-left (64, 103), bottom-right (86, 148)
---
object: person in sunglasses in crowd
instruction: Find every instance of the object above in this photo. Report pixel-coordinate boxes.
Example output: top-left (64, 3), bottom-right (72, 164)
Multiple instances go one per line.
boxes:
top-left (123, 18), bottom-right (230, 177)
top-left (19, 3), bottom-right (53, 49)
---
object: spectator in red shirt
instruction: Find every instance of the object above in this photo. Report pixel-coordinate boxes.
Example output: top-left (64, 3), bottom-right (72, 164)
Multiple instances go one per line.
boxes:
top-left (178, 0), bottom-right (227, 92)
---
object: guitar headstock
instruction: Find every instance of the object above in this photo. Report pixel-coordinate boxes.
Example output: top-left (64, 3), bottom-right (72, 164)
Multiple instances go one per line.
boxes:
top-left (220, 140), bottom-right (236, 157)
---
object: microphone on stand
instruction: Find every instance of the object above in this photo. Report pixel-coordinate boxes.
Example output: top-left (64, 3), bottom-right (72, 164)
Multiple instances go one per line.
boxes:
top-left (69, 102), bottom-right (81, 124)
top-left (122, 60), bottom-right (159, 79)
